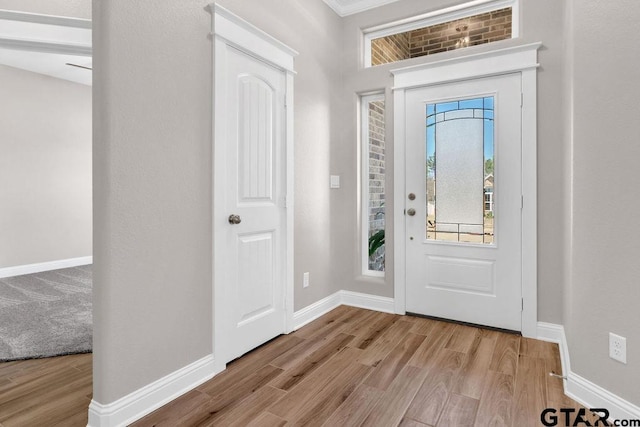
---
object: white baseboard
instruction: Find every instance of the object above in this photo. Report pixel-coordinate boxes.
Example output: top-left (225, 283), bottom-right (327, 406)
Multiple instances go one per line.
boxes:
top-left (293, 290), bottom-right (395, 331)
top-left (293, 292), bottom-right (342, 330)
top-left (340, 290), bottom-right (395, 313)
top-left (537, 322), bottom-right (571, 379)
top-left (565, 371), bottom-right (640, 422)
top-left (87, 355), bottom-right (218, 427)
top-left (537, 322), bottom-right (640, 421)
top-left (0, 256), bottom-right (93, 279)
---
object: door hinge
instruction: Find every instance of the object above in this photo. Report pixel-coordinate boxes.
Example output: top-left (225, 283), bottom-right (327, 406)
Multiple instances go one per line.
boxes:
top-left (284, 95), bottom-right (288, 108)
top-left (522, 298), bottom-right (524, 311)
top-left (284, 196), bottom-right (287, 208)
top-left (521, 195), bottom-right (524, 209)
top-left (520, 93), bottom-right (524, 107)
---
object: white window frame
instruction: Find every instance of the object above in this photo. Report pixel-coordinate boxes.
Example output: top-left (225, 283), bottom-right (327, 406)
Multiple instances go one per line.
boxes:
top-left (363, 0), bottom-right (520, 68)
top-left (361, 93), bottom-right (386, 277)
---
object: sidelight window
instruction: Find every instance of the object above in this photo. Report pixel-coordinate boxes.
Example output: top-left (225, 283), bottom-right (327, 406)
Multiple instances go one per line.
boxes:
top-left (361, 94), bottom-right (386, 274)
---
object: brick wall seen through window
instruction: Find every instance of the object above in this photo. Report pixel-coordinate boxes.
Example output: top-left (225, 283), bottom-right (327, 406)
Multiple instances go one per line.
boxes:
top-left (367, 99), bottom-right (385, 272)
top-left (371, 7), bottom-right (512, 66)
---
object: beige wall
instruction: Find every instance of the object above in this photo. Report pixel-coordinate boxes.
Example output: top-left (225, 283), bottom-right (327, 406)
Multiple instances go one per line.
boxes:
top-left (0, 65), bottom-right (92, 269)
top-left (93, 0), bottom-right (343, 403)
top-left (334, 0), bottom-right (567, 324)
top-left (566, 0), bottom-right (640, 404)
top-left (92, 0), bottom-right (214, 403)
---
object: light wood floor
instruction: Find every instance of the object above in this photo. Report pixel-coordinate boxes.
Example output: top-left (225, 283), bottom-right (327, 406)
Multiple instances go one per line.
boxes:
top-left (0, 351), bottom-right (92, 426)
top-left (0, 306), bottom-right (591, 426)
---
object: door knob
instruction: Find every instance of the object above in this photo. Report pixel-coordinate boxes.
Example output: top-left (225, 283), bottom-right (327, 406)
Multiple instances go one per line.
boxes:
top-left (228, 214), bottom-right (242, 225)
top-left (407, 208), bottom-right (416, 216)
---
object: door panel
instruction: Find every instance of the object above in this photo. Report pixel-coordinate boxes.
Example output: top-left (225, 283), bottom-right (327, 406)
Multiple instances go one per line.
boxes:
top-left (405, 73), bottom-right (522, 331)
top-left (238, 76), bottom-right (274, 202)
top-left (222, 46), bottom-right (287, 361)
top-left (237, 232), bottom-right (275, 326)
top-left (425, 256), bottom-right (495, 294)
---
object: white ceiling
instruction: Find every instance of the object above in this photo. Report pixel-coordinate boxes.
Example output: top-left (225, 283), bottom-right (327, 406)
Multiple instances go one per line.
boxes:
top-left (0, 9), bottom-right (92, 86)
top-left (322, 0), bottom-right (402, 16)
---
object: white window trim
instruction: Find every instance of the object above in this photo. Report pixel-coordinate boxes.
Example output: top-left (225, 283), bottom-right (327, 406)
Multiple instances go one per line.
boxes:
top-left (363, 0), bottom-right (520, 68)
top-left (392, 42), bottom-right (541, 338)
top-left (361, 93), bottom-right (386, 277)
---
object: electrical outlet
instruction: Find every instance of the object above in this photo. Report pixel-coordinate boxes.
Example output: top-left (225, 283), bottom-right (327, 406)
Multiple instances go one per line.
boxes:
top-left (609, 333), bottom-right (627, 364)
top-left (303, 272), bottom-right (310, 288)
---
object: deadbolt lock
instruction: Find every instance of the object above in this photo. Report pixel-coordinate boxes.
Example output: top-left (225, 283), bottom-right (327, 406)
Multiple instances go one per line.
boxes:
top-left (408, 193), bottom-right (416, 201)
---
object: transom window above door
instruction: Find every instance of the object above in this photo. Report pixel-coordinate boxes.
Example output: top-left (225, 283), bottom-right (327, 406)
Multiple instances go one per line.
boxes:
top-left (363, 0), bottom-right (519, 67)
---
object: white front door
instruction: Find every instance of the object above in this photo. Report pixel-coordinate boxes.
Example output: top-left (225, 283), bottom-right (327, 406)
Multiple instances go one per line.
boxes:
top-left (404, 73), bottom-right (522, 331)
top-left (217, 45), bottom-right (287, 363)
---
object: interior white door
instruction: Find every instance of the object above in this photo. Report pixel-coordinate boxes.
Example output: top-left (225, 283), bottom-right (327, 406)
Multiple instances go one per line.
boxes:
top-left (219, 45), bottom-right (287, 362)
top-left (405, 73), bottom-right (522, 331)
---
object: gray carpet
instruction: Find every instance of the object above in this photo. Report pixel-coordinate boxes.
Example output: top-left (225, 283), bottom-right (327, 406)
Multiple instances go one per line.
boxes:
top-left (0, 265), bottom-right (92, 362)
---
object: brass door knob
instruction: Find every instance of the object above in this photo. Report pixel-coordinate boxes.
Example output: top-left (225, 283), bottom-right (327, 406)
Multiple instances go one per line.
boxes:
top-left (228, 214), bottom-right (242, 225)
top-left (407, 208), bottom-right (416, 216)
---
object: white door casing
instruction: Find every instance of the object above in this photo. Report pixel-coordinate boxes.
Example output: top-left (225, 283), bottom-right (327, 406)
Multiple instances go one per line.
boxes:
top-left (405, 74), bottom-right (522, 331)
top-left (392, 43), bottom-right (540, 337)
top-left (213, 5), bottom-right (297, 368)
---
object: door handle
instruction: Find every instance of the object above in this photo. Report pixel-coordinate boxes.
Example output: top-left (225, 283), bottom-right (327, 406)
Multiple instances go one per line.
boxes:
top-left (407, 208), bottom-right (416, 216)
top-left (228, 214), bottom-right (242, 225)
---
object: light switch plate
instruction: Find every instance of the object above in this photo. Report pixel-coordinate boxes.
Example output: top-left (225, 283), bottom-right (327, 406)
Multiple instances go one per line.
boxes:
top-left (330, 175), bottom-right (340, 189)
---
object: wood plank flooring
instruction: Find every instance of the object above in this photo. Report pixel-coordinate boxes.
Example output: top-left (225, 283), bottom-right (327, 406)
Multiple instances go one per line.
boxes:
top-left (0, 306), bottom-right (589, 426)
top-left (0, 352), bottom-right (92, 426)
top-left (132, 306), bottom-right (585, 427)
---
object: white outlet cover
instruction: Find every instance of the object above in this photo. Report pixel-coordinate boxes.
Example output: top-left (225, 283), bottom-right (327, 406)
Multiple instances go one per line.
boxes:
top-left (303, 272), bottom-right (310, 288)
top-left (609, 332), bottom-right (627, 364)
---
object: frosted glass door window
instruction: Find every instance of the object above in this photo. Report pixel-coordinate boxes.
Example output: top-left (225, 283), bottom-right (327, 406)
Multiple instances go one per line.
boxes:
top-left (426, 97), bottom-right (494, 244)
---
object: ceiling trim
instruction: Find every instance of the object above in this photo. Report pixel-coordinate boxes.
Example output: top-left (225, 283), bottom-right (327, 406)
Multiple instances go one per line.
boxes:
top-left (322, 0), bottom-right (401, 17)
top-left (0, 37), bottom-right (91, 56)
top-left (0, 10), bottom-right (92, 85)
top-left (0, 9), bottom-right (91, 29)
